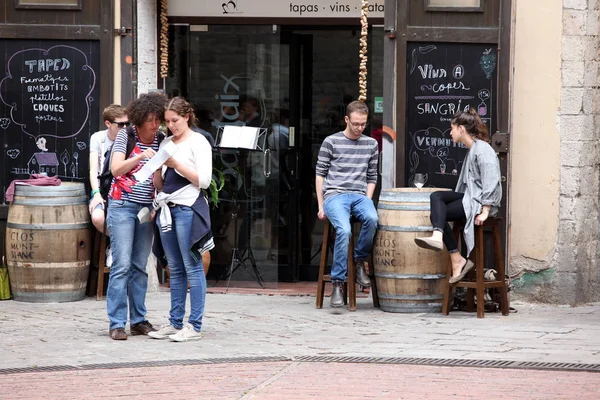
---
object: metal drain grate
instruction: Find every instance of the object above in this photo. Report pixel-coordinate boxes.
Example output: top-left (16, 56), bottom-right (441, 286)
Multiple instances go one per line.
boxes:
top-left (0, 356), bottom-right (291, 375)
top-left (1, 355), bottom-right (599, 375)
top-left (293, 356), bottom-right (600, 373)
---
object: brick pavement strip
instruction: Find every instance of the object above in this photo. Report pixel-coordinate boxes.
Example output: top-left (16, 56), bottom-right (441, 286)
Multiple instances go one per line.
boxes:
top-left (1, 362), bottom-right (599, 400)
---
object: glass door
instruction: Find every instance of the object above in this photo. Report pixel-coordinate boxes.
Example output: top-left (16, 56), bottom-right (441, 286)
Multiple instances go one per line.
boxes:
top-left (167, 25), bottom-right (291, 285)
top-left (166, 25), bottom-right (384, 283)
top-left (283, 27), bottom-right (385, 281)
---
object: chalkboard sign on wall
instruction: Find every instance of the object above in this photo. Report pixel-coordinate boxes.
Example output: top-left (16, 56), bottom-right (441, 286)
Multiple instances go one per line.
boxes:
top-left (406, 42), bottom-right (497, 189)
top-left (0, 40), bottom-right (100, 202)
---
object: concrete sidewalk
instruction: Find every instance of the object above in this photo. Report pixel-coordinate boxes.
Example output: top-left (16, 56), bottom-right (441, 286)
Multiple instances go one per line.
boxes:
top-left (1, 292), bottom-right (599, 369)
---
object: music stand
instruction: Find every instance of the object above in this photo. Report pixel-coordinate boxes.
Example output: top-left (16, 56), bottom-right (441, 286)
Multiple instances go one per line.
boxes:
top-left (216, 197), bottom-right (266, 291)
top-left (213, 125), bottom-right (268, 291)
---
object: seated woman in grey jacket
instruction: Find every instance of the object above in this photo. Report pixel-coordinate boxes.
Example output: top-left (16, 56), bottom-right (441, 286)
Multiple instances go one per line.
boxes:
top-left (414, 109), bottom-right (502, 283)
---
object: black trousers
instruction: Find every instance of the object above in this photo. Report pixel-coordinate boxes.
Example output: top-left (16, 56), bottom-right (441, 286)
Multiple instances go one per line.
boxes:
top-left (429, 191), bottom-right (466, 252)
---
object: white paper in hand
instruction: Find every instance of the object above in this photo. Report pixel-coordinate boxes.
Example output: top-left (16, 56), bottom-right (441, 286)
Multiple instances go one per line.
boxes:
top-left (133, 140), bottom-right (178, 183)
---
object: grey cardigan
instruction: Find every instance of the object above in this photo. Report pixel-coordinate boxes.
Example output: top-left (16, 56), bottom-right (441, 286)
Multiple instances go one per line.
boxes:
top-left (456, 139), bottom-right (502, 256)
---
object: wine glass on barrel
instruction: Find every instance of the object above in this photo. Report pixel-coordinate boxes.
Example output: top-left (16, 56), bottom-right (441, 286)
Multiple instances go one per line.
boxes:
top-left (413, 173), bottom-right (426, 190)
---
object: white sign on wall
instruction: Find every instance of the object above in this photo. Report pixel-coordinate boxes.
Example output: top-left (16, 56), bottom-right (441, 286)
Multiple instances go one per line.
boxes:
top-left (168, 0), bottom-right (384, 18)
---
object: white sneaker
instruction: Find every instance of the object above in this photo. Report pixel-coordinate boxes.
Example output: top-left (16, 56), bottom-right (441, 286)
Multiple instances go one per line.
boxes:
top-left (168, 323), bottom-right (202, 342)
top-left (105, 246), bottom-right (113, 268)
top-left (148, 324), bottom-right (180, 339)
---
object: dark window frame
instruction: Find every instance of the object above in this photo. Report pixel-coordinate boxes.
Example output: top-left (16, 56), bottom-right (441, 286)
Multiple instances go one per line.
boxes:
top-left (15, 0), bottom-right (81, 10)
top-left (424, 0), bottom-right (485, 13)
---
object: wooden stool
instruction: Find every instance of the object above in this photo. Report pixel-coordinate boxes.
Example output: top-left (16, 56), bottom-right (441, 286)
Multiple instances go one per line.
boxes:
top-left (315, 219), bottom-right (379, 311)
top-left (87, 232), bottom-right (109, 300)
top-left (442, 217), bottom-right (509, 318)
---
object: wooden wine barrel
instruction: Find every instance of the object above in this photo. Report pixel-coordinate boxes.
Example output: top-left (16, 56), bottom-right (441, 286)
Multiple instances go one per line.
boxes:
top-left (373, 188), bottom-right (450, 313)
top-left (5, 183), bottom-right (92, 302)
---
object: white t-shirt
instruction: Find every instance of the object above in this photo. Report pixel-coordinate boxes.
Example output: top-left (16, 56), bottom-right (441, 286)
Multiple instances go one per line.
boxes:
top-left (159, 131), bottom-right (213, 206)
top-left (89, 129), bottom-right (114, 181)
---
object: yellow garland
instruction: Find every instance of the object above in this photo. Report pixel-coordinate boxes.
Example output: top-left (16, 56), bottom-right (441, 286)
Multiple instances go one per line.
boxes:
top-left (358, 0), bottom-right (369, 102)
top-left (159, 0), bottom-right (169, 79)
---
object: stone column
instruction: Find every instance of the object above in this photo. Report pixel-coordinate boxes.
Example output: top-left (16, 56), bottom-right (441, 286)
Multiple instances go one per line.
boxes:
top-left (553, 0), bottom-right (600, 303)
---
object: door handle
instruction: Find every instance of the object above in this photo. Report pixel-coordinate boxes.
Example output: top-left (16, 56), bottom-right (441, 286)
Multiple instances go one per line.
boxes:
top-left (289, 126), bottom-right (295, 148)
top-left (263, 149), bottom-right (271, 178)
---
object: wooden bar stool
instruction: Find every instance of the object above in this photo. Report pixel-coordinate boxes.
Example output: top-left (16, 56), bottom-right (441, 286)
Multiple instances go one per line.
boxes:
top-left (442, 217), bottom-right (509, 318)
top-left (87, 232), bottom-right (109, 300)
top-left (315, 219), bottom-right (379, 311)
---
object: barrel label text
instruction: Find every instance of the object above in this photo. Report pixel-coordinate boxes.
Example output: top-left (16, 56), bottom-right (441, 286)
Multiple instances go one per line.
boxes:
top-left (8, 231), bottom-right (38, 260)
top-left (373, 236), bottom-right (399, 268)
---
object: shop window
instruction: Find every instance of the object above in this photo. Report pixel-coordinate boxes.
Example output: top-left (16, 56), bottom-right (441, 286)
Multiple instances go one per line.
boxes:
top-left (425, 0), bottom-right (484, 12)
top-left (15, 0), bottom-right (81, 10)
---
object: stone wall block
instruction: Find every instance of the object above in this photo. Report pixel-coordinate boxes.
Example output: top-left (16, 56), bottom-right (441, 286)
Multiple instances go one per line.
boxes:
top-left (559, 196), bottom-right (576, 220)
top-left (136, 0), bottom-right (157, 95)
top-left (583, 35), bottom-right (600, 59)
top-left (560, 88), bottom-right (584, 114)
top-left (586, 10), bottom-right (600, 35)
top-left (565, 0), bottom-right (589, 9)
top-left (560, 114), bottom-right (595, 140)
top-left (562, 60), bottom-right (585, 86)
top-left (538, 272), bottom-right (579, 304)
top-left (573, 193), bottom-right (597, 219)
top-left (560, 141), bottom-right (582, 166)
top-left (583, 60), bottom-right (599, 86)
top-left (560, 166), bottom-right (581, 196)
top-left (560, 140), bottom-right (598, 166)
top-left (564, 9), bottom-right (588, 34)
top-left (590, 0), bottom-right (600, 11)
top-left (558, 219), bottom-right (578, 243)
top-left (563, 36), bottom-right (586, 60)
top-left (554, 244), bottom-right (579, 273)
top-left (582, 88), bottom-right (600, 114)
top-left (582, 141), bottom-right (598, 166)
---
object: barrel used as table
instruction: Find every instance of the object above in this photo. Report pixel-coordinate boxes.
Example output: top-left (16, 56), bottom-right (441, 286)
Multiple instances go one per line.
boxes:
top-left (5, 182), bottom-right (92, 302)
top-left (373, 188), bottom-right (450, 313)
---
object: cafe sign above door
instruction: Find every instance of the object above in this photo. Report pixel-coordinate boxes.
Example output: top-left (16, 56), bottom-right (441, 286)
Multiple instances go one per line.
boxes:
top-left (168, 0), bottom-right (385, 18)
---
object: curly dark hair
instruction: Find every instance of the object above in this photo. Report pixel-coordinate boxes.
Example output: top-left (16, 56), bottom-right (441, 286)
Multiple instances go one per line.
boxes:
top-left (126, 92), bottom-right (167, 127)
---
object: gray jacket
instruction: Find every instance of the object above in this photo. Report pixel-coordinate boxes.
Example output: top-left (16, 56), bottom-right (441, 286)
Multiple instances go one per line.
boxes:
top-left (456, 139), bottom-right (502, 256)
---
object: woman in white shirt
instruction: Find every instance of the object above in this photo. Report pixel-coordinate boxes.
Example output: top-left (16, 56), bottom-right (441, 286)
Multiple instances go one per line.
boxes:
top-left (150, 97), bottom-right (214, 342)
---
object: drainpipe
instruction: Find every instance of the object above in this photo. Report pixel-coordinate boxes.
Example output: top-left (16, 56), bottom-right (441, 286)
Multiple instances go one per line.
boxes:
top-left (132, 0), bottom-right (138, 99)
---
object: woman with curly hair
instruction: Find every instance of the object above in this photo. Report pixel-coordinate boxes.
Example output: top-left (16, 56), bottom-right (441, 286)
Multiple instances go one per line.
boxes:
top-left (105, 92), bottom-right (166, 340)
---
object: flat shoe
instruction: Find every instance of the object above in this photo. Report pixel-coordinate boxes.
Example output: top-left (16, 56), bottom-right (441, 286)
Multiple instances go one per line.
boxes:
top-left (414, 236), bottom-right (443, 252)
top-left (449, 260), bottom-right (475, 284)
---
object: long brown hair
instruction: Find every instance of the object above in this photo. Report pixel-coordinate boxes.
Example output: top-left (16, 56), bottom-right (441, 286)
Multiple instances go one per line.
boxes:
top-left (165, 96), bottom-right (197, 127)
top-left (451, 108), bottom-right (489, 142)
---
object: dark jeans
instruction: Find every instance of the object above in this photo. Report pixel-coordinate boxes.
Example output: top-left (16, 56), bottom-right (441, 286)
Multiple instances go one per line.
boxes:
top-left (429, 191), bottom-right (466, 253)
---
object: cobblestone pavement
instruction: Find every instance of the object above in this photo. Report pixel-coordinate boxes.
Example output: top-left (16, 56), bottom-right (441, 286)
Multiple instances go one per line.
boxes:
top-left (1, 293), bottom-right (599, 399)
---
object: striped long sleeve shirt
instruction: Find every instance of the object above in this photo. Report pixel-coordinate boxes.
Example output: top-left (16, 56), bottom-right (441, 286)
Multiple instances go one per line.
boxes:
top-left (316, 131), bottom-right (379, 200)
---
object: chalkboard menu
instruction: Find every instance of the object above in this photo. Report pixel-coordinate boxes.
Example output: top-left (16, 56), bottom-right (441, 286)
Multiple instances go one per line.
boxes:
top-left (0, 40), bottom-right (100, 202)
top-left (406, 42), bottom-right (497, 189)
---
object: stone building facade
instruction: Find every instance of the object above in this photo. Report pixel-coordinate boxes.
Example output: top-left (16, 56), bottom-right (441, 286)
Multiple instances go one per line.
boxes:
top-left (132, 0), bottom-right (600, 304)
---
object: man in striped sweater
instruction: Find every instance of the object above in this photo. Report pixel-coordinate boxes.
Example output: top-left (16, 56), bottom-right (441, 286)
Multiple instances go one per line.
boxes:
top-left (315, 101), bottom-right (379, 308)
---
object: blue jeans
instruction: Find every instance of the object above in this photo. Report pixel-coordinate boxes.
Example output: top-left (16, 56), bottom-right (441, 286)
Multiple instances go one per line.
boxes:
top-left (159, 205), bottom-right (206, 332)
top-left (324, 193), bottom-right (378, 282)
top-left (106, 200), bottom-right (154, 330)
